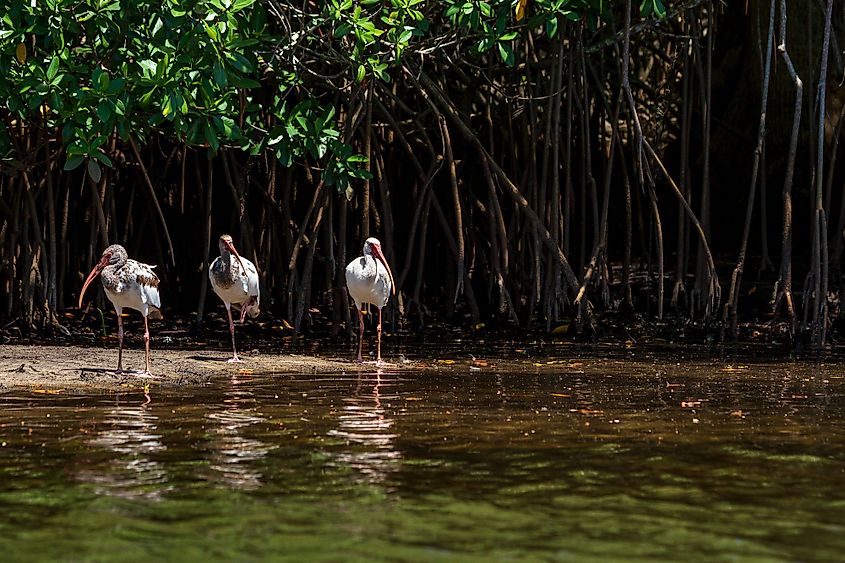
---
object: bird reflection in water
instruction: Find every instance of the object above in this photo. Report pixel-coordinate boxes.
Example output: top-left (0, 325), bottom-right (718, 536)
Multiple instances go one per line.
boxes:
top-left (79, 398), bottom-right (169, 500)
top-left (327, 370), bottom-right (401, 485)
top-left (205, 373), bottom-right (273, 490)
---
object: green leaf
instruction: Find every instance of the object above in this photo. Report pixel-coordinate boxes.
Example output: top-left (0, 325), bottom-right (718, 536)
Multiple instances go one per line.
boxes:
top-left (162, 95), bottom-right (172, 117)
top-left (106, 77), bottom-right (125, 94)
top-left (546, 17), bottom-right (559, 38)
top-left (213, 61), bottom-right (228, 87)
top-left (46, 57), bottom-right (59, 81)
top-left (204, 22), bottom-right (219, 42)
top-left (92, 151), bottom-right (113, 167)
top-left (87, 159), bottom-right (102, 183)
top-left (232, 0), bottom-right (255, 11)
top-left (335, 23), bottom-right (351, 37)
top-left (204, 122), bottom-right (220, 152)
top-left (63, 154), bottom-right (84, 171)
top-left (66, 143), bottom-right (87, 156)
top-left (497, 42), bottom-right (514, 66)
top-left (96, 101), bottom-right (112, 122)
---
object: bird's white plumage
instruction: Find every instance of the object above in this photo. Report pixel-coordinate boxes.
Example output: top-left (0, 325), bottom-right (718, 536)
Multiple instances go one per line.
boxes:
top-left (209, 252), bottom-right (260, 314)
top-left (103, 259), bottom-right (161, 318)
top-left (80, 244), bottom-right (160, 374)
top-left (345, 255), bottom-right (392, 309)
top-left (208, 235), bottom-right (260, 363)
top-left (345, 237), bottom-right (395, 363)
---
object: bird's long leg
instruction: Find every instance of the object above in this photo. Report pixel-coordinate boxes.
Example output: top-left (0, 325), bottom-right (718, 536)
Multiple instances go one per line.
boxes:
top-left (116, 310), bottom-right (124, 373)
top-left (143, 314), bottom-right (152, 375)
top-left (227, 305), bottom-right (243, 363)
top-left (356, 307), bottom-right (365, 363)
top-left (376, 307), bottom-right (383, 364)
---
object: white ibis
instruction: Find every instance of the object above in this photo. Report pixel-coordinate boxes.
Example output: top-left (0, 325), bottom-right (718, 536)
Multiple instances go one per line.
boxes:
top-left (209, 234), bottom-right (260, 363)
top-left (345, 237), bottom-right (395, 364)
top-left (79, 244), bottom-right (162, 376)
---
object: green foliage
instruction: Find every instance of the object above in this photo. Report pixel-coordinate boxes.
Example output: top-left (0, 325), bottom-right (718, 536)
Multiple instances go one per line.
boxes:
top-left (0, 0), bottom-right (367, 190)
top-left (0, 0), bottom-right (665, 191)
top-left (441, 0), bottom-right (666, 65)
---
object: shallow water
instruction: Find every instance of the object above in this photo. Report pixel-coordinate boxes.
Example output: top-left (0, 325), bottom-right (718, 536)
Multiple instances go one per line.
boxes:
top-left (0, 352), bottom-right (844, 561)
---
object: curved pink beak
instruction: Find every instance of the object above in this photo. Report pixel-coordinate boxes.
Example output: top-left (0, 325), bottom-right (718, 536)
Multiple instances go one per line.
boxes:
top-left (79, 254), bottom-right (109, 309)
top-left (370, 243), bottom-right (395, 296)
top-left (226, 239), bottom-right (247, 272)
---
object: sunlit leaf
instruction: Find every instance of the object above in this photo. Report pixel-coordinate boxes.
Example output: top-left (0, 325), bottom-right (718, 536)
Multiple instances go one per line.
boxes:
top-left (515, 0), bottom-right (527, 21)
top-left (46, 57), bottom-right (59, 81)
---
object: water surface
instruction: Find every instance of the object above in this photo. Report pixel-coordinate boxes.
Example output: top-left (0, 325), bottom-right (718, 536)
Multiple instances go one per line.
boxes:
top-left (0, 352), bottom-right (843, 561)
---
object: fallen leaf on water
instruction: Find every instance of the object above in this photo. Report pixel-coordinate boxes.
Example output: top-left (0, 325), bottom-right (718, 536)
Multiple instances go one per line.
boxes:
top-left (721, 365), bottom-right (748, 372)
top-left (437, 359), bottom-right (455, 365)
top-left (730, 410), bottom-right (746, 417)
top-left (681, 401), bottom-right (702, 408)
top-left (568, 362), bottom-right (583, 368)
top-left (31, 389), bottom-right (63, 395)
top-left (550, 393), bottom-right (570, 398)
top-left (533, 362), bottom-right (544, 367)
top-left (625, 340), bottom-right (634, 348)
top-left (472, 359), bottom-right (488, 367)
top-left (238, 369), bottom-right (254, 375)
top-left (405, 397), bottom-right (422, 401)
top-left (577, 409), bottom-right (603, 415)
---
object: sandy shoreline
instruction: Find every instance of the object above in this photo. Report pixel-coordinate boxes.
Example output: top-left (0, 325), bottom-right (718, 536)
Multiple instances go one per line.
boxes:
top-left (0, 344), bottom-right (410, 390)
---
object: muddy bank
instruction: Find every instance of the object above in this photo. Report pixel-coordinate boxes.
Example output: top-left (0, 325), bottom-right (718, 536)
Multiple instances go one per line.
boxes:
top-left (0, 344), bottom-right (415, 391)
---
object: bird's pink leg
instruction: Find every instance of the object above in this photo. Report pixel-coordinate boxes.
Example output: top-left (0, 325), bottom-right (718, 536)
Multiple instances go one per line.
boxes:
top-left (376, 307), bottom-right (383, 364)
top-left (116, 312), bottom-right (124, 373)
top-left (142, 315), bottom-right (152, 376)
top-left (227, 306), bottom-right (243, 363)
top-left (355, 308), bottom-right (365, 363)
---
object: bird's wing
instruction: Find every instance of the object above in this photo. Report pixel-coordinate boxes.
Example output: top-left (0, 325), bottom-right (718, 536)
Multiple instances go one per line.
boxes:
top-left (130, 260), bottom-right (162, 309)
top-left (208, 256), bottom-right (219, 280)
top-left (244, 258), bottom-right (260, 303)
top-left (208, 256), bottom-right (224, 297)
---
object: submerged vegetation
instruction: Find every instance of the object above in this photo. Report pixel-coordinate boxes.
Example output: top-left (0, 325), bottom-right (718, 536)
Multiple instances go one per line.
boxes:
top-left (0, 1), bottom-right (842, 345)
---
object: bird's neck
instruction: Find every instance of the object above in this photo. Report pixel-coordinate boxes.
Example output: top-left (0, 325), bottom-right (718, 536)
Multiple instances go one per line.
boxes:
top-left (221, 252), bottom-right (240, 280)
top-left (101, 263), bottom-right (122, 291)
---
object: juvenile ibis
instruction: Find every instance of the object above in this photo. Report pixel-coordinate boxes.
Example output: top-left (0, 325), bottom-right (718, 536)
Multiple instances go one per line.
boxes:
top-left (209, 234), bottom-right (260, 362)
top-left (345, 237), bottom-right (395, 364)
top-left (79, 244), bottom-right (162, 376)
